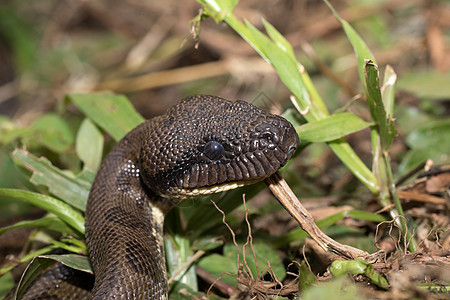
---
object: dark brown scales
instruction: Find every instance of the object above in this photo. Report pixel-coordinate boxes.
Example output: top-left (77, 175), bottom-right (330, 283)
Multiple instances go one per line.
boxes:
top-left (17, 95), bottom-right (299, 299)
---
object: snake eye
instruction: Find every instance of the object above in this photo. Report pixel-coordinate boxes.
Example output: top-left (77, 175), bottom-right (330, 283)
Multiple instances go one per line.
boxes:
top-left (204, 140), bottom-right (225, 161)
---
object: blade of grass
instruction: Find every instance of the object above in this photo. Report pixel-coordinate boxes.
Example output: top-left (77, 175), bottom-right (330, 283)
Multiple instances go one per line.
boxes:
top-left (297, 112), bottom-right (373, 143)
top-left (13, 149), bottom-right (91, 212)
top-left (364, 62), bottom-right (417, 252)
top-left (0, 189), bottom-right (84, 235)
top-left (0, 216), bottom-right (73, 236)
top-left (323, 0), bottom-right (376, 86)
top-left (365, 61), bottom-right (396, 152)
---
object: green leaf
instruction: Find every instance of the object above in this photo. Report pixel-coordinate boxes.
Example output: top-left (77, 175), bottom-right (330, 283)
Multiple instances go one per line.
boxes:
top-left (76, 118), bottom-right (104, 172)
top-left (323, 0), bottom-right (376, 86)
top-left (31, 114), bottom-right (74, 153)
top-left (40, 254), bottom-right (92, 274)
top-left (396, 70), bottom-right (450, 100)
top-left (225, 240), bottom-right (286, 281)
top-left (302, 277), bottom-right (360, 300)
top-left (244, 20), bottom-right (324, 121)
top-left (13, 149), bottom-right (91, 211)
top-left (364, 61), bottom-right (396, 151)
top-left (13, 254), bottom-right (91, 300)
top-left (406, 119), bottom-right (450, 151)
top-left (49, 240), bottom-right (86, 255)
top-left (197, 253), bottom-right (237, 287)
top-left (0, 189), bottom-right (84, 235)
top-left (298, 260), bottom-right (318, 294)
top-left (0, 216), bottom-right (73, 236)
top-left (68, 92), bottom-right (144, 141)
top-left (197, 0), bottom-right (238, 22)
top-left (13, 256), bottom-right (55, 300)
top-left (297, 113), bottom-right (372, 142)
top-left (399, 119), bottom-right (450, 172)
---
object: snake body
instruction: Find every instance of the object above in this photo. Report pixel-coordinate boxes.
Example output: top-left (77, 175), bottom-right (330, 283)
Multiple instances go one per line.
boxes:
top-left (19, 95), bottom-right (299, 299)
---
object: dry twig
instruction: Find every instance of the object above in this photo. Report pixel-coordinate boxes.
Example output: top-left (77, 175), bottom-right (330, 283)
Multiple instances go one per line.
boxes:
top-left (264, 171), bottom-right (369, 259)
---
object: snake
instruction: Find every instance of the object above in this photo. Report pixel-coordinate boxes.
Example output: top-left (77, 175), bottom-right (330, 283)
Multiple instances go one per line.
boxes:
top-left (17, 95), bottom-right (299, 299)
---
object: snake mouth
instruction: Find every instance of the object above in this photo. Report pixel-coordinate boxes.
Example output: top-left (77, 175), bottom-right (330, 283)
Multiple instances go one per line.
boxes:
top-left (161, 176), bottom-right (271, 200)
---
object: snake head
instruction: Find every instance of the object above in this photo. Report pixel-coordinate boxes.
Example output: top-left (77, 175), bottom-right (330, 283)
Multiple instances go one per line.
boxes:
top-left (140, 95), bottom-right (299, 201)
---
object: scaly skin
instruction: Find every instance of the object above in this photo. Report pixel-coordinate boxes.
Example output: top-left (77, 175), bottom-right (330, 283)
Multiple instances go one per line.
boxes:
top-left (17, 95), bottom-right (299, 299)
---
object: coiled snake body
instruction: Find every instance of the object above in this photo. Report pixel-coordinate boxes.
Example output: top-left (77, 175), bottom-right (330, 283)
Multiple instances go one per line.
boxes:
top-left (19, 95), bottom-right (299, 299)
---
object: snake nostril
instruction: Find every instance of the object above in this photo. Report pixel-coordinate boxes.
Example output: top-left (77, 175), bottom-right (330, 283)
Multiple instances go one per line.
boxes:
top-left (288, 143), bottom-right (297, 155)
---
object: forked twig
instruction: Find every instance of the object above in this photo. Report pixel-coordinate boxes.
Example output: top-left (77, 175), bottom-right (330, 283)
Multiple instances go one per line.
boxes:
top-left (264, 171), bottom-right (369, 259)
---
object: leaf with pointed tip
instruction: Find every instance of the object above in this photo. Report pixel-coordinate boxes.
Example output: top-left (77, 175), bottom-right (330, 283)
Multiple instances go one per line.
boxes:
top-left (0, 189), bottom-right (84, 235)
top-left (13, 149), bottom-right (91, 211)
top-left (68, 93), bottom-right (144, 141)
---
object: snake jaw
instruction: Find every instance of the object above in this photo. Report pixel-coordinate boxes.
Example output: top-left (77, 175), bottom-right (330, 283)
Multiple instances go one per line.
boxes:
top-left (160, 176), bottom-right (270, 200)
top-left (139, 95), bottom-right (299, 201)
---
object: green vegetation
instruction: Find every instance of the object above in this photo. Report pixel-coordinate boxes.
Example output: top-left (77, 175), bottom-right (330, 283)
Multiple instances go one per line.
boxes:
top-left (0, 0), bottom-right (448, 299)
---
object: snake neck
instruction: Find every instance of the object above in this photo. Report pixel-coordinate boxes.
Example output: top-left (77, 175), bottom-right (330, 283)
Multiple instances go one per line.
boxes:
top-left (85, 122), bottom-right (170, 299)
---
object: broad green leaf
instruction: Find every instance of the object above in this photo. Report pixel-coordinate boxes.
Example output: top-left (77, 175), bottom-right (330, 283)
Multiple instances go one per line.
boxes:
top-left (68, 93), bottom-right (144, 141)
top-left (41, 254), bottom-right (92, 274)
top-left (31, 114), bottom-right (74, 153)
top-left (76, 118), bottom-right (104, 172)
top-left (297, 113), bottom-right (372, 142)
top-left (365, 61), bottom-right (396, 152)
top-left (13, 254), bottom-right (92, 300)
top-left (298, 260), bottom-right (318, 294)
top-left (0, 189), bottom-right (84, 235)
top-left (397, 70), bottom-right (450, 100)
top-left (13, 149), bottom-right (91, 211)
top-left (0, 216), bottom-right (73, 236)
top-left (13, 256), bottom-right (55, 300)
top-left (406, 119), bottom-right (450, 151)
top-left (0, 245), bottom-right (59, 277)
top-left (225, 240), bottom-right (286, 281)
top-left (399, 119), bottom-right (450, 173)
top-left (324, 0), bottom-right (376, 86)
top-left (197, 254), bottom-right (237, 287)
